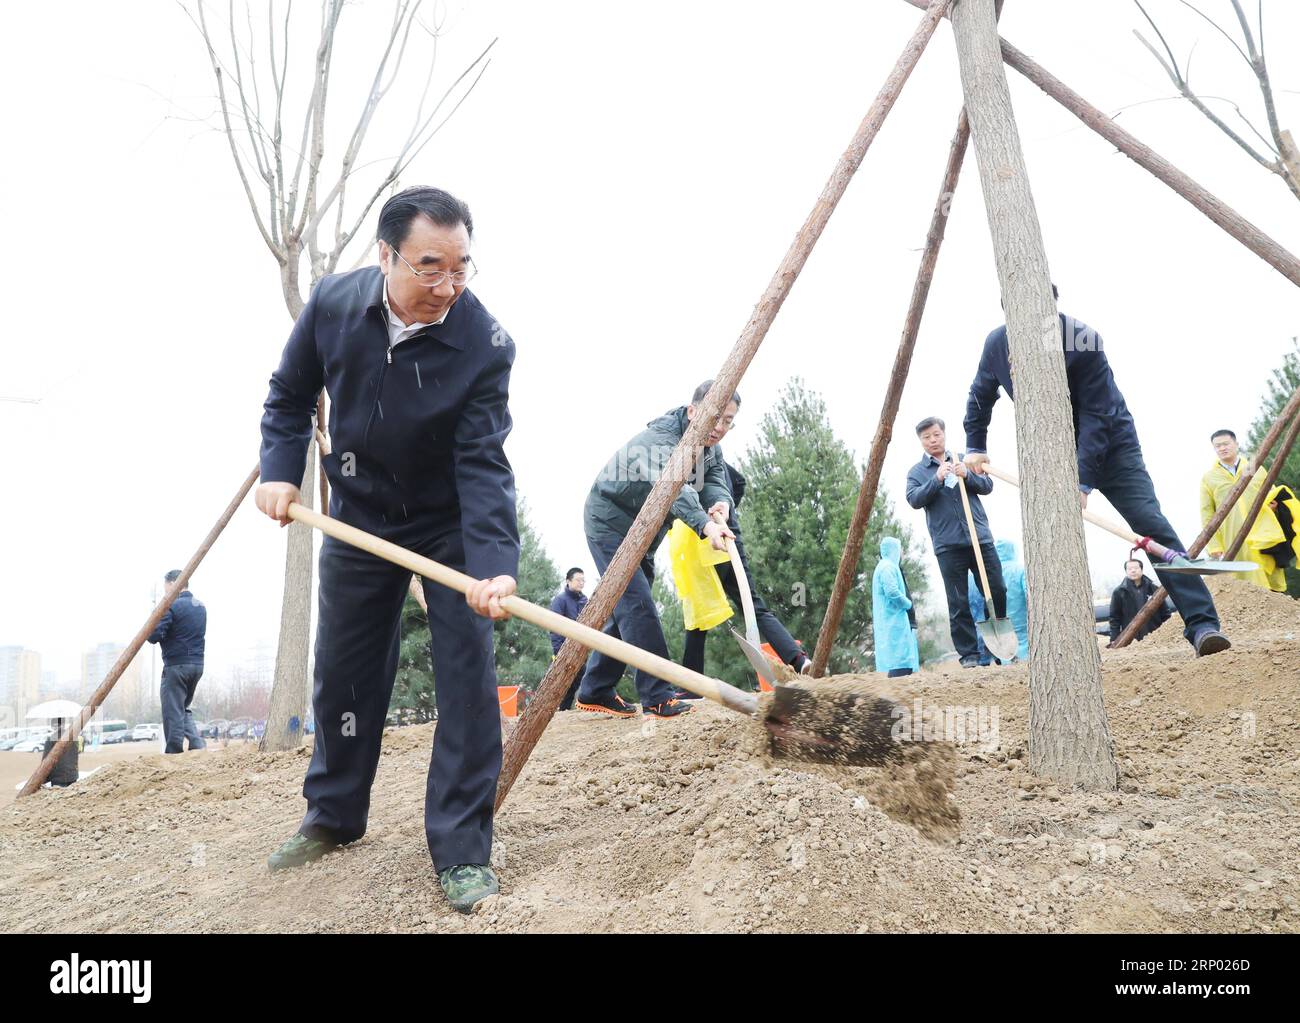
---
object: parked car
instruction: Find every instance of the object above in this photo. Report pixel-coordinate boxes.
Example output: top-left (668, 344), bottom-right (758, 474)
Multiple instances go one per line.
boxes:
top-left (13, 731), bottom-right (54, 753)
top-left (227, 721), bottom-right (249, 740)
top-left (131, 723), bottom-right (162, 742)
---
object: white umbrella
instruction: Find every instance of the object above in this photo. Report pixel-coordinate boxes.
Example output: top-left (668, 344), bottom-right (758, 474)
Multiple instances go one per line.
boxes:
top-left (26, 699), bottom-right (83, 720)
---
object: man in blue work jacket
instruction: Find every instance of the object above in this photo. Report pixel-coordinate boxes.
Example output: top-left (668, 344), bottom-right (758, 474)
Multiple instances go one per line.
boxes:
top-left (147, 569), bottom-right (208, 754)
top-left (255, 186), bottom-right (520, 914)
top-left (962, 285), bottom-right (1230, 656)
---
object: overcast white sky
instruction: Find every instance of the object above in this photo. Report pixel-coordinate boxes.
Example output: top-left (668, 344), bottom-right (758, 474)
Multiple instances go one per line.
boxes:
top-left (2, 0), bottom-right (1298, 684)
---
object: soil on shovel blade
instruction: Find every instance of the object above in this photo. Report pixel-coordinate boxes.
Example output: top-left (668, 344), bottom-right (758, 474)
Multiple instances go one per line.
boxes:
top-left (1, 575), bottom-right (1297, 933)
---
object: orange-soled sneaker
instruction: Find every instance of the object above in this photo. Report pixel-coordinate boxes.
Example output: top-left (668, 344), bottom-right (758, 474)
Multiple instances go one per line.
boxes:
top-left (643, 698), bottom-right (692, 719)
top-left (575, 693), bottom-right (638, 718)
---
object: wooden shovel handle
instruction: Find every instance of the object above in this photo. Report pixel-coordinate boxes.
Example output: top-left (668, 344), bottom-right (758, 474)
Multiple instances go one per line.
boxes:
top-left (981, 464), bottom-right (1144, 545)
top-left (953, 454), bottom-right (995, 603)
top-left (712, 511), bottom-right (759, 644)
top-left (286, 503), bottom-right (758, 716)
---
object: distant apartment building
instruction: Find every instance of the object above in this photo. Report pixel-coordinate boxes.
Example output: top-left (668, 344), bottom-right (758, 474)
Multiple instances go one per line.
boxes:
top-left (81, 642), bottom-right (150, 724)
top-left (0, 646), bottom-right (42, 726)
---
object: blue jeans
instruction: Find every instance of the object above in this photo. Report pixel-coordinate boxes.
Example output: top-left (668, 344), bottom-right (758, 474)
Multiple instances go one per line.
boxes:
top-left (1096, 425), bottom-right (1219, 644)
top-left (576, 529), bottom-right (678, 707)
top-left (160, 663), bottom-right (207, 754)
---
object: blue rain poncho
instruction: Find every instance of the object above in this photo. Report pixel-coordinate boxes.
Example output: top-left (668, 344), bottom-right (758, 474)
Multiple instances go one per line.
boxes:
top-left (995, 538), bottom-right (1029, 661)
top-left (872, 537), bottom-right (919, 673)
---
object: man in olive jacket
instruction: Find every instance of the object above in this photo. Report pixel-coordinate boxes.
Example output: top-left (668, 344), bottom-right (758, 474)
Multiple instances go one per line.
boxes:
top-left (576, 380), bottom-right (737, 719)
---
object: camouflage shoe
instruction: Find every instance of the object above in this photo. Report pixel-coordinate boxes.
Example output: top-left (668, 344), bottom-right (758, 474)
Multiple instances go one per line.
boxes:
top-left (267, 832), bottom-right (340, 872)
top-left (438, 863), bottom-right (499, 913)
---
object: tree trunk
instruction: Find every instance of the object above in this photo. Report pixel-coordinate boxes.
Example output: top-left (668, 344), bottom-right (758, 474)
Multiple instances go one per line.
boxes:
top-left (262, 444), bottom-right (316, 752)
top-left (951, 0), bottom-right (1116, 788)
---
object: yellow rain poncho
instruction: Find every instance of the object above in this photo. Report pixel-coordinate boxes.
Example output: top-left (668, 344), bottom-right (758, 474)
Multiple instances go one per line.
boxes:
top-left (1200, 459), bottom-right (1300, 592)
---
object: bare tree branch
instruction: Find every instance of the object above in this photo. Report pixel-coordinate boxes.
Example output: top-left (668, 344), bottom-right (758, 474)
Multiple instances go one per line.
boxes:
top-left (1174, 0), bottom-right (1253, 69)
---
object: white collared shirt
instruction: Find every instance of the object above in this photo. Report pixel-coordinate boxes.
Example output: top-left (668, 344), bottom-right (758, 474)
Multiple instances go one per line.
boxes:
top-left (382, 283), bottom-right (448, 349)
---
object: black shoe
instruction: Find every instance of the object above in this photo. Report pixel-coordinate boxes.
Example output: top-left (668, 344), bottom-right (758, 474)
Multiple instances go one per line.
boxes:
top-left (643, 698), bottom-right (693, 719)
top-left (673, 689), bottom-right (704, 701)
top-left (959, 655), bottom-right (980, 668)
top-left (575, 693), bottom-right (638, 718)
top-left (1193, 628), bottom-right (1231, 657)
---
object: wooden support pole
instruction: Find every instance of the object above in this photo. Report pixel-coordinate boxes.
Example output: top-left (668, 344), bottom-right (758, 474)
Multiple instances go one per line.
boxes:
top-left (19, 465), bottom-right (261, 797)
top-left (1114, 381), bottom-right (1300, 646)
top-left (951, 0), bottom-right (1116, 788)
top-left (494, 0), bottom-right (953, 812)
top-left (811, 109), bottom-right (972, 677)
top-left (901, 0), bottom-right (1300, 288)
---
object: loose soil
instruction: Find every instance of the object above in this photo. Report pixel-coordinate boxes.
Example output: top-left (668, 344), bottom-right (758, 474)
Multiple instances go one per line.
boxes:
top-left (1, 577), bottom-right (1296, 933)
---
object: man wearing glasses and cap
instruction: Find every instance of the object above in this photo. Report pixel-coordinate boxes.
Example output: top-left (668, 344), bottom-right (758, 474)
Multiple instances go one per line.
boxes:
top-left (254, 186), bottom-right (519, 914)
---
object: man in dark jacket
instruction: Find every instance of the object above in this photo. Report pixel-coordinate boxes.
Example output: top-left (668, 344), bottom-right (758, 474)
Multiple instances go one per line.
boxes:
top-left (962, 287), bottom-right (1229, 657)
top-left (550, 568), bottom-right (588, 710)
top-left (147, 569), bottom-right (207, 754)
top-left (680, 461), bottom-right (811, 687)
top-left (576, 379), bottom-right (737, 719)
top-left (254, 187), bottom-right (519, 914)
top-left (907, 416), bottom-right (1006, 667)
top-left (1109, 558), bottom-right (1172, 644)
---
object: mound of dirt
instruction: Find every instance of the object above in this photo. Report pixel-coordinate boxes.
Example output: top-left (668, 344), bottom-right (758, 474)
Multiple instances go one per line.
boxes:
top-left (2, 601), bottom-right (1298, 933)
top-left (1144, 575), bottom-right (1300, 650)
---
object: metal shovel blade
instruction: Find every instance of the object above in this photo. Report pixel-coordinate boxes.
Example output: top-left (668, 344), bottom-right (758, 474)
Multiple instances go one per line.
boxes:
top-left (1160, 556), bottom-right (1259, 575)
top-left (977, 616), bottom-right (1020, 661)
top-left (730, 626), bottom-right (777, 686)
top-left (762, 681), bottom-right (907, 767)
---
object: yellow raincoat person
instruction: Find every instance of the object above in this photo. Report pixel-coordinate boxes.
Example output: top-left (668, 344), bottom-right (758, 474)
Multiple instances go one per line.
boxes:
top-left (1200, 456), bottom-right (1300, 591)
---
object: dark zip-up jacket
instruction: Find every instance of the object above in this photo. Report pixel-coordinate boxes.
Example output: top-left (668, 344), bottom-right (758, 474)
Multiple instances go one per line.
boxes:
top-left (964, 313), bottom-right (1135, 492)
top-left (548, 586), bottom-right (589, 654)
top-left (906, 451), bottom-right (994, 555)
top-left (583, 406), bottom-right (731, 551)
top-left (259, 266), bottom-right (520, 581)
top-left (1109, 575), bottom-right (1172, 641)
top-left (147, 590), bottom-right (207, 666)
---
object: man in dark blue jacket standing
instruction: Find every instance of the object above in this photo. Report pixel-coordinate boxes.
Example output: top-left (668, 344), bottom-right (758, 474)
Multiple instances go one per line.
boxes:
top-left (962, 288), bottom-right (1229, 656)
top-left (906, 416), bottom-right (1006, 666)
top-left (147, 569), bottom-right (207, 754)
top-left (255, 187), bottom-right (520, 914)
top-left (550, 568), bottom-right (588, 710)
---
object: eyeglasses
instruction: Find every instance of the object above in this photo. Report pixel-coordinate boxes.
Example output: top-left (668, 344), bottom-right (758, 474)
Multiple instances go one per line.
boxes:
top-left (390, 248), bottom-right (477, 288)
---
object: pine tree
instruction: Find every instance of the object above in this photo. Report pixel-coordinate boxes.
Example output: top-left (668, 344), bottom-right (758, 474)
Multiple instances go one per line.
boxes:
top-left (1247, 337), bottom-right (1300, 598)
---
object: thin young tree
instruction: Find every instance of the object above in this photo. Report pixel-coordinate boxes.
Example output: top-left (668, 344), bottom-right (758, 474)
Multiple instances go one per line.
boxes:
top-left (186, 0), bottom-right (494, 750)
top-left (1132, 0), bottom-right (1300, 202)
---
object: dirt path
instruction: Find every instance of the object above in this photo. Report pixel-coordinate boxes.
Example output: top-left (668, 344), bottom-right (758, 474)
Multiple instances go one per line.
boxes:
top-left (1, 577), bottom-right (1296, 933)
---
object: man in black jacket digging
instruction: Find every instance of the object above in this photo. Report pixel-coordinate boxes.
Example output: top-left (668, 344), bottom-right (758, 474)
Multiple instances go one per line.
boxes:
top-left (255, 187), bottom-right (518, 914)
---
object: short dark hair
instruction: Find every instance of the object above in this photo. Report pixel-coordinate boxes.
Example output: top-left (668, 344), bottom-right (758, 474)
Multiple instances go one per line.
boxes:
top-left (165, 569), bottom-right (182, 584)
top-left (377, 186), bottom-right (473, 252)
top-left (1210, 429), bottom-right (1237, 443)
top-left (692, 379), bottom-right (741, 407)
top-left (565, 567), bottom-right (584, 581)
top-left (915, 416), bottom-right (945, 435)
top-left (1124, 559), bottom-right (1143, 570)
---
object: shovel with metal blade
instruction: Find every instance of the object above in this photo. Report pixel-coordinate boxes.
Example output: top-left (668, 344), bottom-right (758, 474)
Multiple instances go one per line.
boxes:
top-left (982, 465), bottom-right (1259, 575)
top-left (953, 453), bottom-right (1021, 661)
top-left (286, 503), bottom-right (915, 768)
top-left (709, 511), bottom-right (779, 687)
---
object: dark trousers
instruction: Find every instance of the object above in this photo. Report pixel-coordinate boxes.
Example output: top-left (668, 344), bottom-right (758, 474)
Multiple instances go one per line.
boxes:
top-left (1095, 429), bottom-right (1219, 643)
top-left (576, 530), bottom-right (677, 707)
top-left (160, 663), bottom-right (206, 754)
top-left (937, 544), bottom-right (1007, 660)
top-left (299, 533), bottom-right (501, 872)
top-left (886, 668), bottom-right (913, 678)
top-left (682, 536), bottom-right (802, 674)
